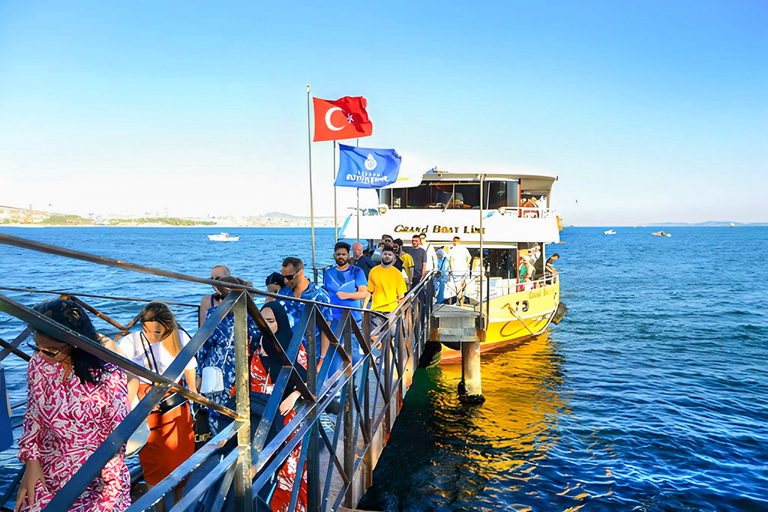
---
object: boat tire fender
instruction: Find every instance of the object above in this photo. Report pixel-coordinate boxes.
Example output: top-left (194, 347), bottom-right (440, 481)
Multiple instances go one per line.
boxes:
top-left (552, 302), bottom-right (567, 325)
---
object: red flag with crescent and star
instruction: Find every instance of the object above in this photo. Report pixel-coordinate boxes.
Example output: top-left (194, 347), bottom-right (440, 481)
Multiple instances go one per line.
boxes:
top-left (312, 96), bottom-right (373, 142)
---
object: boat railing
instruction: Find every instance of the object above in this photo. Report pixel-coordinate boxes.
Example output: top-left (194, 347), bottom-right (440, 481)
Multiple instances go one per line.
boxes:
top-left (0, 233), bottom-right (435, 512)
top-left (495, 207), bottom-right (555, 219)
top-left (445, 272), bottom-right (558, 308)
top-left (311, 263), bottom-right (335, 285)
top-left (359, 205), bottom-right (556, 218)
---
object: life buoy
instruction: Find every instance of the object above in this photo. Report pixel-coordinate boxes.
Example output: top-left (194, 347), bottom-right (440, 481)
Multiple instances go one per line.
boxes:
top-left (520, 199), bottom-right (539, 218)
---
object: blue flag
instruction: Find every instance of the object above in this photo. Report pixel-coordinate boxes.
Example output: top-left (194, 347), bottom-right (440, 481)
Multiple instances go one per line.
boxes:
top-left (335, 144), bottom-right (402, 188)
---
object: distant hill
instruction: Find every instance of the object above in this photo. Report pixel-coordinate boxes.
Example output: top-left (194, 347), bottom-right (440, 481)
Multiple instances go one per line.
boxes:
top-left (262, 212), bottom-right (333, 220)
top-left (641, 221), bottom-right (768, 227)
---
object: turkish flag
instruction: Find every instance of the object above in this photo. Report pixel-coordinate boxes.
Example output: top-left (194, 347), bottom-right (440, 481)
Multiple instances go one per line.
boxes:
top-left (313, 96), bottom-right (373, 142)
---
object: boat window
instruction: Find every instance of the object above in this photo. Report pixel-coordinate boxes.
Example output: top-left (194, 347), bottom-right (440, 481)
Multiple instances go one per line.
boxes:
top-left (486, 249), bottom-right (516, 279)
top-left (391, 188), bottom-right (407, 208)
top-left (409, 184), bottom-right (432, 207)
top-left (453, 184), bottom-right (480, 209)
top-left (379, 188), bottom-right (391, 207)
top-left (380, 182), bottom-right (484, 209)
top-left (486, 180), bottom-right (519, 209)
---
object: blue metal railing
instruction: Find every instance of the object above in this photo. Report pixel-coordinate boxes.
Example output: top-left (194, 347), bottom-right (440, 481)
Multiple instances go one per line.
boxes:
top-left (0, 233), bottom-right (434, 511)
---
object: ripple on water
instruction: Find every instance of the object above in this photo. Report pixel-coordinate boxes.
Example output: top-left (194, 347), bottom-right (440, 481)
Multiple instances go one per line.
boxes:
top-left (2, 227), bottom-right (768, 510)
top-left (359, 228), bottom-right (768, 511)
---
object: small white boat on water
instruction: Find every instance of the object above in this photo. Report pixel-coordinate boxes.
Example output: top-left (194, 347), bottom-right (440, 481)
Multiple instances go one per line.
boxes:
top-left (651, 231), bottom-right (671, 237)
top-left (208, 233), bottom-right (240, 242)
top-left (604, 230), bottom-right (616, 235)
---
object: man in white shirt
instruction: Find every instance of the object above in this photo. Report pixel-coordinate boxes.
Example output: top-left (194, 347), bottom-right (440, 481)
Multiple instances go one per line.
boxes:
top-left (419, 233), bottom-right (438, 273)
top-left (449, 236), bottom-right (471, 272)
top-left (449, 236), bottom-right (471, 303)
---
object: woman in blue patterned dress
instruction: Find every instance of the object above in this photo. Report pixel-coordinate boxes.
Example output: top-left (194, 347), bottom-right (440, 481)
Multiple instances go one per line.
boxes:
top-left (196, 276), bottom-right (261, 433)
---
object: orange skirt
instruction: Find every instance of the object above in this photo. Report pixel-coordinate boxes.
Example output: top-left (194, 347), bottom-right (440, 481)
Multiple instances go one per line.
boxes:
top-left (137, 383), bottom-right (195, 486)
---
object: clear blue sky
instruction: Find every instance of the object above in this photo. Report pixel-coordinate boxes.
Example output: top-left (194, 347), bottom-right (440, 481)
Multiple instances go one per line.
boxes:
top-left (1, 0), bottom-right (766, 225)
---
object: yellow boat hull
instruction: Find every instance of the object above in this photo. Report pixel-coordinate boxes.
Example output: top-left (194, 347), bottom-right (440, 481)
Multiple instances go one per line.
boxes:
top-left (440, 280), bottom-right (560, 364)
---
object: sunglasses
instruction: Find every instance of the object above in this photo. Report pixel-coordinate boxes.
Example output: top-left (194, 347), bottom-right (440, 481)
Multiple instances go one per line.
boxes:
top-left (28, 341), bottom-right (62, 358)
top-left (282, 273), bottom-right (297, 281)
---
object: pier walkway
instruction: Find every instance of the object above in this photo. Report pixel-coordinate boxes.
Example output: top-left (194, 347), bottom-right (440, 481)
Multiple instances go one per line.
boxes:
top-left (0, 233), bottom-right (436, 512)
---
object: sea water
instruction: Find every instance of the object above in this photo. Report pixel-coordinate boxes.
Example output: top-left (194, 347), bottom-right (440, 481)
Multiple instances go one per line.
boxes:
top-left (1, 226), bottom-right (767, 511)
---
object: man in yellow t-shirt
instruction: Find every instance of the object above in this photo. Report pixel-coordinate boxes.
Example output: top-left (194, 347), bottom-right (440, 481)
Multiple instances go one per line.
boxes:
top-left (367, 245), bottom-right (407, 313)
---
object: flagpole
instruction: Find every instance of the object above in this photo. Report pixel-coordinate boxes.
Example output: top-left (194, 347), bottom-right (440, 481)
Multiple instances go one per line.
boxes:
top-left (356, 138), bottom-right (360, 243)
top-left (356, 189), bottom-right (360, 243)
top-left (306, 84), bottom-right (317, 274)
top-left (333, 141), bottom-right (338, 242)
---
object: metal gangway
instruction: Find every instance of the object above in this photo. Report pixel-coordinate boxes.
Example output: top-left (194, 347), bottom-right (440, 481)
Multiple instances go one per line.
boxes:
top-left (0, 233), bottom-right (435, 511)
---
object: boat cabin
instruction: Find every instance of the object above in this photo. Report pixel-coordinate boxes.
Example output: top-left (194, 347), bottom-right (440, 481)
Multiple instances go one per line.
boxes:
top-left (339, 170), bottom-right (562, 301)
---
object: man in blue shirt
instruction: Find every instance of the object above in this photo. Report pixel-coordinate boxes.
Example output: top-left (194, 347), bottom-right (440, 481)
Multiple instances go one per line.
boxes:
top-left (278, 256), bottom-right (334, 369)
top-left (323, 242), bottom-right (370, 370)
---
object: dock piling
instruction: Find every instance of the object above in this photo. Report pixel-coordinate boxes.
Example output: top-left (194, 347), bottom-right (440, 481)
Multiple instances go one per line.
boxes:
top-left (430, 304), bottom-right (486, 403)
top-left (459, 339), bottom-right (485, 403)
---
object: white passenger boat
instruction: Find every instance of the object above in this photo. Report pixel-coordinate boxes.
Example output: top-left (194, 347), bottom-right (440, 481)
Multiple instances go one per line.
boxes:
top-left (651, 231), bottom-right (671, 237)
top-left (604, 230), bottom-right (616, 235)
top-left (207, 232), bottom-right (240, 242)
top-left (339, 170), bottom-right (565, 361)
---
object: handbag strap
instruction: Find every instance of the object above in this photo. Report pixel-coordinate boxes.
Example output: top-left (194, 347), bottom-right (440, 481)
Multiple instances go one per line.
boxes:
top-left (139, 332), bottom-right (160, 374)
top-left (220, 320), bottom-right (235, 371)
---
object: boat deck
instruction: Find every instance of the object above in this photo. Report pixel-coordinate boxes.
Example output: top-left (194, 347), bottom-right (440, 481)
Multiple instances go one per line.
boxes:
top-left (432, 303), bottom-right (480, 318)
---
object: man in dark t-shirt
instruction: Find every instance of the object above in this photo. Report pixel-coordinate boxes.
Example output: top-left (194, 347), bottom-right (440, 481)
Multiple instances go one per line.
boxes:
top-left (404, 234), bottom-right (427, 286)
top-left (351, 242), bottom-right (376, 278)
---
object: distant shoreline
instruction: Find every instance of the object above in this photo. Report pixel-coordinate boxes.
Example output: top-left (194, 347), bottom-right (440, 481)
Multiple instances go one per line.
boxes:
top-left (2, 222), bottom-right (765, 229)
top-left (0, 223), bottom-right (333, 228)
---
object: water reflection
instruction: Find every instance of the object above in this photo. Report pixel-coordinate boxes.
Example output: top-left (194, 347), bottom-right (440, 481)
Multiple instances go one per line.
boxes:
top-left (359, 334), bottom-right (569, 511)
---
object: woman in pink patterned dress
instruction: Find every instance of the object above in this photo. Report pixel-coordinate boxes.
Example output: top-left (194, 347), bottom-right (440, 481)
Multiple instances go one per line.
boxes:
top-left (15, 299), bottom-right (130, 512)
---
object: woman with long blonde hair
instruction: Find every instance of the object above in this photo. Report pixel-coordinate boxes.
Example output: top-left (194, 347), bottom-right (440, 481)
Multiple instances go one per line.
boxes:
top-left (117, 302), bottom-right (197, 510)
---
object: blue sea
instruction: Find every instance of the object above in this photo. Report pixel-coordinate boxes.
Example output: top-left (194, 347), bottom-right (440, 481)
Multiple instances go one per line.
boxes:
top-left (1, 226), bottom-right (767, 511)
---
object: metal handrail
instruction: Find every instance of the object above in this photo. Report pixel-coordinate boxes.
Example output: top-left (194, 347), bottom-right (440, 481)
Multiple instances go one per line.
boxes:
top-left (0, 233), bottom-right (386, 319)
top-left (449, 271), bottom-right (559, 306)
top-left (0, 285), bottom-right (199, 308)
top-left (0, 233), bottom-right (435, 512)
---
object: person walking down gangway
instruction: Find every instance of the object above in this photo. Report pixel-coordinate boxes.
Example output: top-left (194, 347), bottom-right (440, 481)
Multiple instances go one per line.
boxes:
top-left (277, 257), bottom-right (334, 373)
top-left (246, 302), bottom-right (308, 512)
top-left (435, 249), bottom-right (452, 304)
top-left (367, 244), bottom-right (408, 333)
top-left (393, 239), bottom-right (413, 289)
top-left (351, 242), bottom-right (376, 279)
top-left (322, 242), bottom-right (370, 376)
top-left (198, 265), bottom-right (231, 328)
top-left (404, 234), bottom-right (427, 288)
top-left (448, 236), bottom-right (471, 303)
top-left (117, 302), bottom-right (197, 510)
top-left (264, 272), bottom-right (286, 302)
top-left (197, 276), bottom-right (260, 434)
top-left (16, 299), bottom-right (131, 512)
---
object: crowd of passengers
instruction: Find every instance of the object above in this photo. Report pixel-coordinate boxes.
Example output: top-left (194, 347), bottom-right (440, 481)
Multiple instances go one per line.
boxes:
top-left (13, 235), bottom-right (429, 512)
top-left (14, 233), bottom-right (562, 512)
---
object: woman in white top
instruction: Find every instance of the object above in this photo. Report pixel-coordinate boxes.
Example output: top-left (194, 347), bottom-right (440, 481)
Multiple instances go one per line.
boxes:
top-left (117, 302), bottom-right (197, 510)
